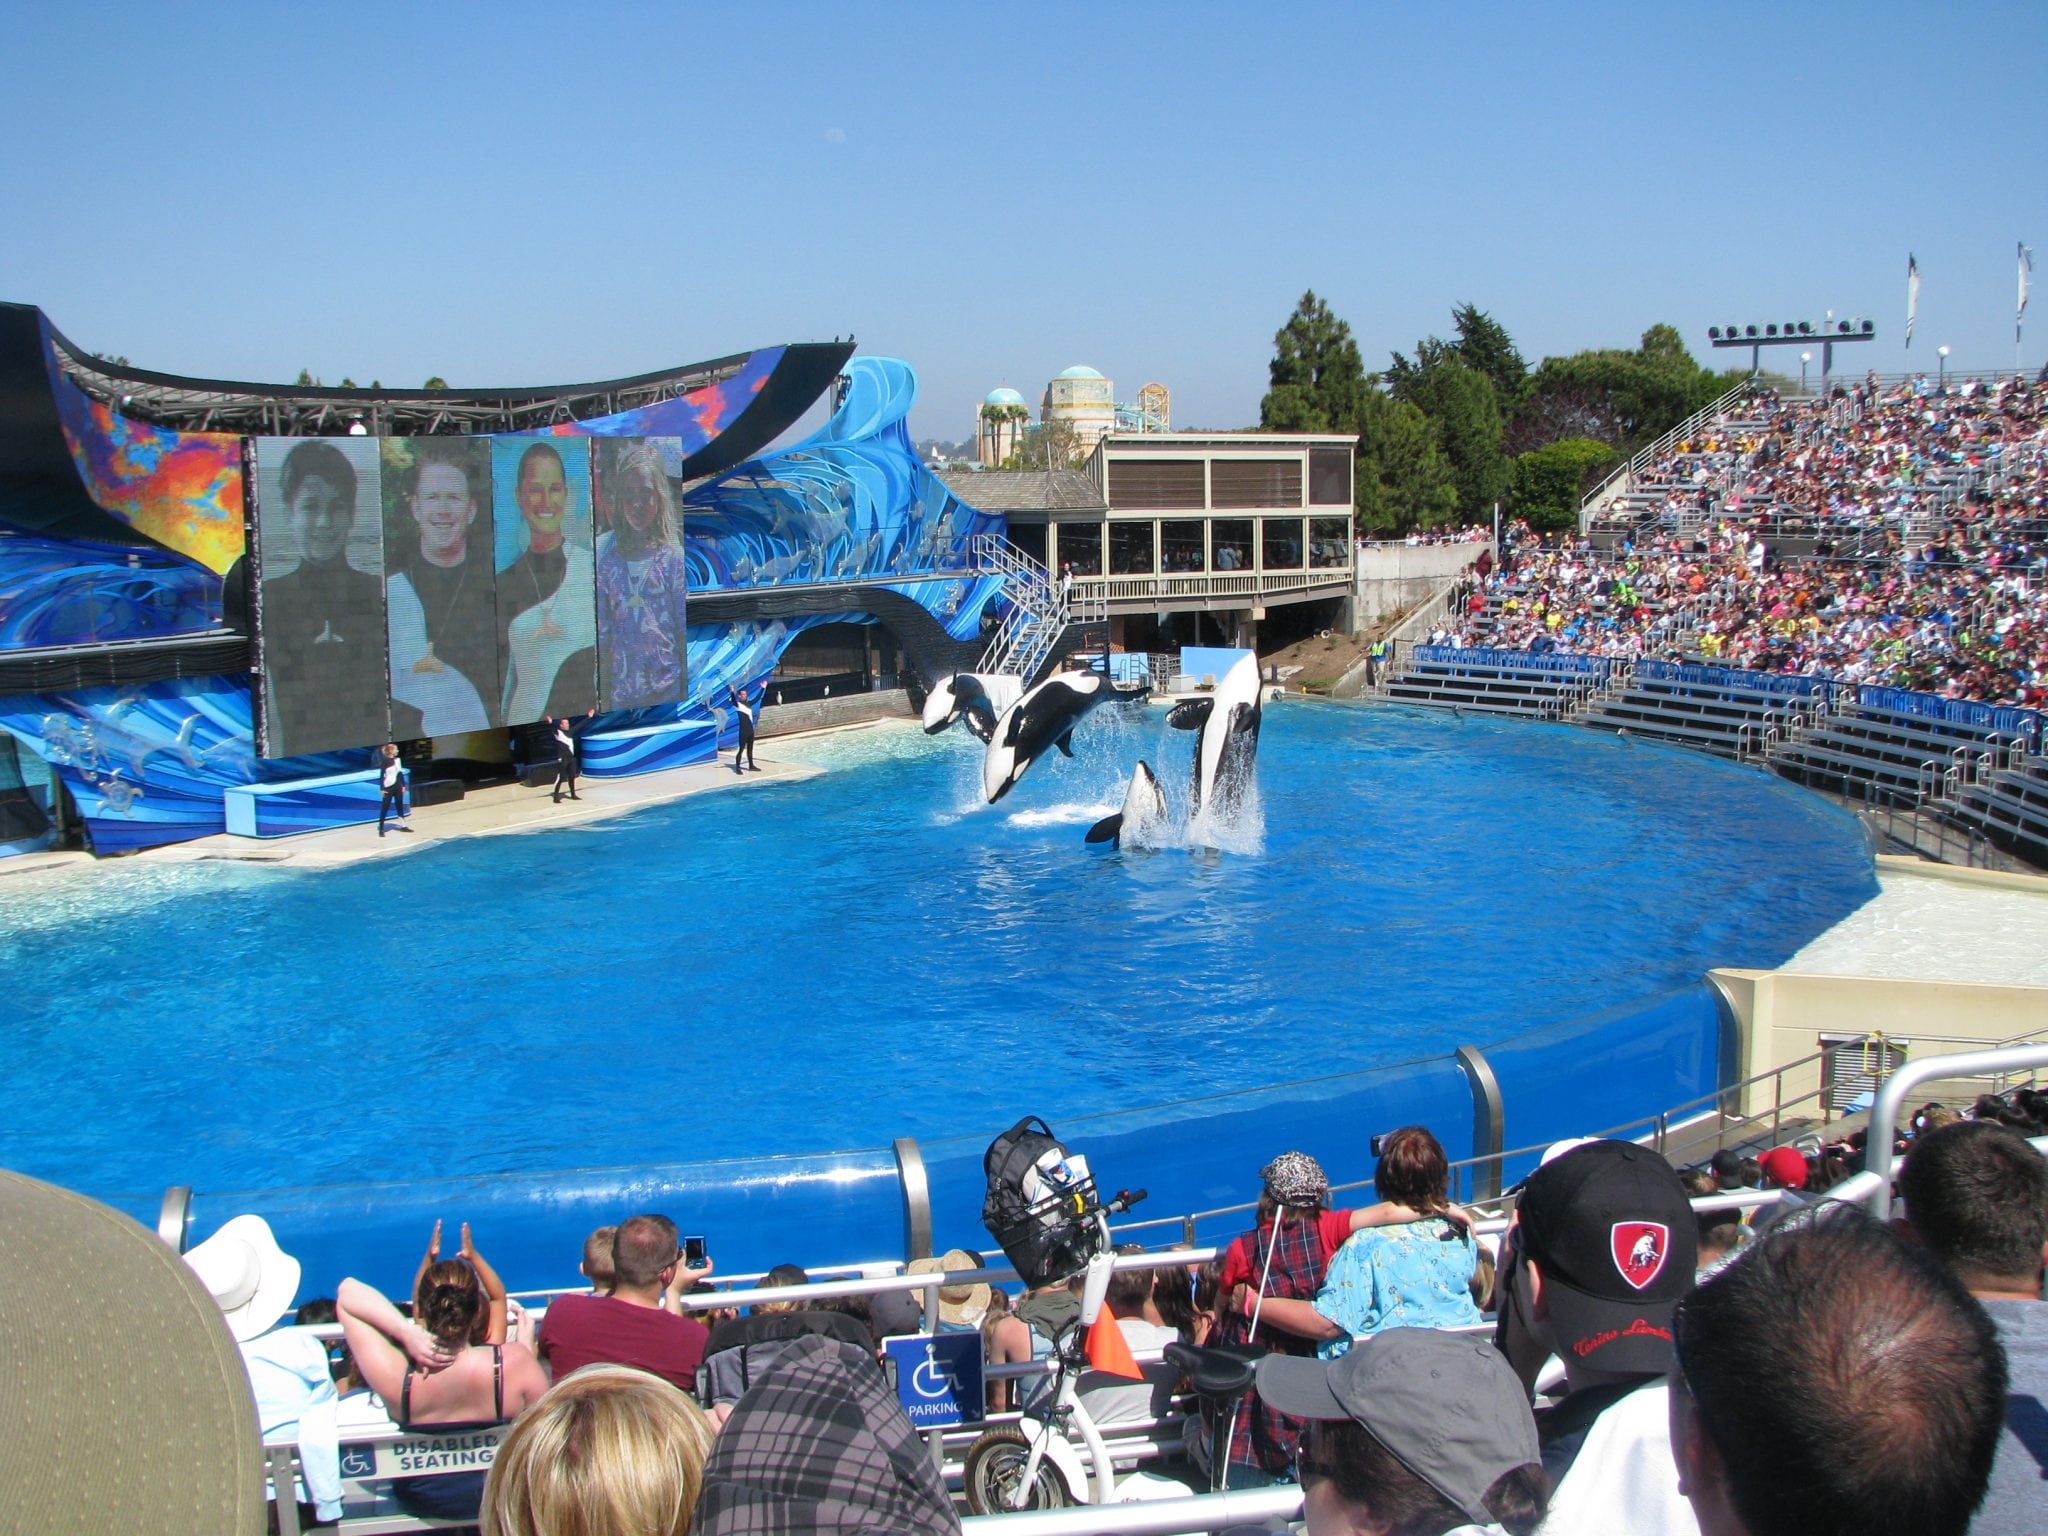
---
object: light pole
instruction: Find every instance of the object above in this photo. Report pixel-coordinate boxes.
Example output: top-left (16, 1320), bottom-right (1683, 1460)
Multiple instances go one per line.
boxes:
top-left (1800, 352), bottom-right (1811, 393)
top-left (1938, 345), bottom-right (1950, 387)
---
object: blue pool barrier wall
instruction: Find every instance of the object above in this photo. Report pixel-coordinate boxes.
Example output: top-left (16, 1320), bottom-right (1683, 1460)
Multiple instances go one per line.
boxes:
top-left (132, 982), bottom-right (1729, 1299)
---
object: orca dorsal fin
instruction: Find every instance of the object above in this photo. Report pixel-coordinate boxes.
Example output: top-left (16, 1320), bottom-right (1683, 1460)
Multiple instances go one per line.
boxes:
top-left (1055, 729), bottom-right (1076, 757)
top-left (1168, 699), bottom-right (1212, 731)
top-left (1084, 812), bottom-right (1124, 846)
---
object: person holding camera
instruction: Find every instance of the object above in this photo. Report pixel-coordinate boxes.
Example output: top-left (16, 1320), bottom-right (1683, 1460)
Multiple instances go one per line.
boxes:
top-left (537, 1214), bottom-right (715, 1393)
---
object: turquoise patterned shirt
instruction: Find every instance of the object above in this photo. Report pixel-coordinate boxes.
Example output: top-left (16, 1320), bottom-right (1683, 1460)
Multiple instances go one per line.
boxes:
top-left (1312, 1217), bottom-right (1482, 1358)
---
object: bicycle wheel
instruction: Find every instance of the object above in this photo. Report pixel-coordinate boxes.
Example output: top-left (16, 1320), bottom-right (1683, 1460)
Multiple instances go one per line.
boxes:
top-left (961, 1425), bottom-right (1076, 1514)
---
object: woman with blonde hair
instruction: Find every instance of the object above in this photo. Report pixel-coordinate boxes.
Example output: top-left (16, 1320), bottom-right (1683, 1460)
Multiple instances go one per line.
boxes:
top-left (482, 1365), bottom-right (714, 1536)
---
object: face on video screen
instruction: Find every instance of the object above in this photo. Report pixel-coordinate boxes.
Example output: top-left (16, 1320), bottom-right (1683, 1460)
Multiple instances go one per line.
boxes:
top-left (494, 437), bottom-right (597, 725)
top-left (592, 437), bottom-right (690, 712)
top-left (383, 438), bottom-right (502, 735)
top-left (251, 436), bottom-right (391, 759)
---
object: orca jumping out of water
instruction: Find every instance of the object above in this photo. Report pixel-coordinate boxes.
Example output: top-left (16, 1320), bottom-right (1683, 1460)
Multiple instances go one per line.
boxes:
top-left (1170, 651), bottom-right (1263, 820)
top-left (982, 667), bottom-right (1133, 804)
top-left (920, 672), bottom-right (1021, 744)
top-left (1085, 760), bottom-right (1167, 849)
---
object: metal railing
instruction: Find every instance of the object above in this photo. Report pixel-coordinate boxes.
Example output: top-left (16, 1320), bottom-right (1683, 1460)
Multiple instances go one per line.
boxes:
top-left (1866, 1045), bottom-right (2048, 1213)
top-left (972, 536), bottom-right (1105, 682)
top-left (1579, 378), bottom-right (1765, 531)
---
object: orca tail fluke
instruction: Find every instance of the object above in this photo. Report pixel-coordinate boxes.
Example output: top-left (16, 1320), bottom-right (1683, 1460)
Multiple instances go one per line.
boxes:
top-left (1085, 813), bottom-right (1124, 846)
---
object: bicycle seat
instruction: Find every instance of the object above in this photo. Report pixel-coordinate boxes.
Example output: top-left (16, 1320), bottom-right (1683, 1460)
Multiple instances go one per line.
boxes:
top-left (1164, 1341), bottom-right (1267, 1398)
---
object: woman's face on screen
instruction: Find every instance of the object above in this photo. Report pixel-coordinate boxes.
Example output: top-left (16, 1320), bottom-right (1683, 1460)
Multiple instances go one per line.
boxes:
top-left (290, 473), bottom-right (353, 564)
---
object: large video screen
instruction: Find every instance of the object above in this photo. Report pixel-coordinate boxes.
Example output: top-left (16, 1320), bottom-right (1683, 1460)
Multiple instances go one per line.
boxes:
top-left (251, 437), bottom-right (391, 758)
top-left (592, 437), bottom-right (690, 711)
top-left (381, 438), bottom-right (502, 738)
top-left (493, 437), bottom-right (597, 721)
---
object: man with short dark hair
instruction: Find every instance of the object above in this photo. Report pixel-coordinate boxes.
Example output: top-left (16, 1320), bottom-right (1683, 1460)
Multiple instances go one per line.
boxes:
top-left (1669, 1209), bottom-right (2007, 1536)
top-left (537, 1213), bottom-right (712, 1391)
top-left (1896, 1119), bottom-right (2048, 1536)
top-left (1497, 1139), bottom-right (1697, 1535)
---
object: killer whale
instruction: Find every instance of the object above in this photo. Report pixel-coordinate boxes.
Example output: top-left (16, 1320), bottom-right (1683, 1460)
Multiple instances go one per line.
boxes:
top-left (1085, 759), bottom-right (1167, 849)
top-left (1169, 651), bottom-right (1263, 820)
top-left (982, 668), bottom-right (1130, 804)
top-left (921, 672), bottom-right (1021, 744)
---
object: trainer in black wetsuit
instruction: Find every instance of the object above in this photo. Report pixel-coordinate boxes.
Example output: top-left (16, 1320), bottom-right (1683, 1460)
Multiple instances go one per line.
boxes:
top-left (550, 709), bottom-right (593, 802)
top-left (731, 685), bottom-right (758, 774)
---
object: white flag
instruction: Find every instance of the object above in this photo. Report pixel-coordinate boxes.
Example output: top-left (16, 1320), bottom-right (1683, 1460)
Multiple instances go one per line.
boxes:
top-left (1905, 254), bottom-right (1920, 349)
top-left (2020, 243), bottom-right (2034, 339)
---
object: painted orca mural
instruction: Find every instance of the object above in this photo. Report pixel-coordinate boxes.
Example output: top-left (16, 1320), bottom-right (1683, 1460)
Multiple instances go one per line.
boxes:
top-left (1169, 650), bottom-right (1263, 822)
top-left (1085, 759), bottom-right (1167, 849)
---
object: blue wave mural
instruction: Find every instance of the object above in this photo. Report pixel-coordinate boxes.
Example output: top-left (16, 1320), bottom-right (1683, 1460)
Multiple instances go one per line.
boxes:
top-left (0, 532), bottom-right (223, 648)
top-left (0, 675), bottom-right (370, 855)
top-left (0, 355), bottom-right (1009, 853)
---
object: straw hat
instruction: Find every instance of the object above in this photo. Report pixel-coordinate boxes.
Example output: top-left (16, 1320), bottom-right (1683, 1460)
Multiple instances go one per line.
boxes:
top-left (182, 1215), bottom-right (302, 1343)
top-left (0, 1168), bottom-right (263, 1534)
top-left (904, 1249), bottom-right (992, 1327)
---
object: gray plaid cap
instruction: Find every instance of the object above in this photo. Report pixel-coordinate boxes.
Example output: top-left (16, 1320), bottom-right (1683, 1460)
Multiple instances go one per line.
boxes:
top-left (1260, 1150), bottom-right (1330, 1209)
top-left (1256, 1328), bottom-right (1540, 1526)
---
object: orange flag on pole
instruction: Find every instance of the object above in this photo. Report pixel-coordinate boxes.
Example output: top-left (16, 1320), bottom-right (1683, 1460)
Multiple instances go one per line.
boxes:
top-left (1085, 1302), bottom-right (1145, 1380)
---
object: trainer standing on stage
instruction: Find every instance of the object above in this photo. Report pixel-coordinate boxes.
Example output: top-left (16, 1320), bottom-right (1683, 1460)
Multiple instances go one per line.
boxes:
top-left (378, 742), bottom-right (412, 836)
top-left (549, 709), bottom-right (593, 802)
top-left (730, 683), bottom-right (758, 774)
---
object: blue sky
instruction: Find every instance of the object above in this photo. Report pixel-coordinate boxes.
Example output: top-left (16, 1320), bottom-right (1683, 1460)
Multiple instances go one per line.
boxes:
top-left (2, 3), bottom-right (2042, 443)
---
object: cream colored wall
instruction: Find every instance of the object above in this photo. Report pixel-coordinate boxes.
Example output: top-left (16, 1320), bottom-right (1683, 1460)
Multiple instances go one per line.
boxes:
top-left (1708, 967), bottom-right (2048, 1120)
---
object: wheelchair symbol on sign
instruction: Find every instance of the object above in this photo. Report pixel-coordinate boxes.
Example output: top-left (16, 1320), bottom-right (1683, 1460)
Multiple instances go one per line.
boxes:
top-left (339, 1445), bottom-right (375, 1478)
top-left (911, 1344), bottom-right (961, 1398)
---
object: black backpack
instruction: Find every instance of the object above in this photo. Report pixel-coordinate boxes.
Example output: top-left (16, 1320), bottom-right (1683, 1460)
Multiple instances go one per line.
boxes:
top-left (980, 1116), bottom-right (1103, 1290)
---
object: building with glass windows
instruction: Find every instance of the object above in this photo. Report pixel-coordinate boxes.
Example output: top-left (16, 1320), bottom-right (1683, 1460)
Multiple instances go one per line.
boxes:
top-left (941, 430), bottom-right (1356, 651)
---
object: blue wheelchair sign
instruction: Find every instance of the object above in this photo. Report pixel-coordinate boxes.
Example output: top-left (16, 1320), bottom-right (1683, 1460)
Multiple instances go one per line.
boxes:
top-left (884, 1332), bottom-right (984, 1430)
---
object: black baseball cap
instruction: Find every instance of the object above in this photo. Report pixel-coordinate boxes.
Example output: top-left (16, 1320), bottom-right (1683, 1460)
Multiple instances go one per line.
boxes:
top-left (1516, 1139), bottom-right (1696, 1376)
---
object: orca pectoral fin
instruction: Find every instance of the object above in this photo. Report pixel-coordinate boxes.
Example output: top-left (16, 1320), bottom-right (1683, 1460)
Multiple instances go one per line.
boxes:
top-left (1167, 700), bottom-right (1212, 731)
top-left (1085, 813), bottom-right (1125, 845)
top-left (964, 702), bottom-right (998, 743)
top-left (1055, 730), bottom-right (1075, 757)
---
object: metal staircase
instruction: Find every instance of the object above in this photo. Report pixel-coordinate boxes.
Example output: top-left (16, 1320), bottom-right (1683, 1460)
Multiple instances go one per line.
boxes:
top-left (968, 534), bottom-right (1106, 684)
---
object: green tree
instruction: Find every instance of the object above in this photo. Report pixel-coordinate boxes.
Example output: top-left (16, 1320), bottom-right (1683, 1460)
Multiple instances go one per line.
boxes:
top-left (1001, 418), bottom-right (1085, 471)
top-left (1260, 290), bottom-right (1367, 432)
top-left (294, 368), bottom-right (318, 387)
top-left (1356, 389), bottom-right (1458, 533)
top-left (1512, 437), bottom-right (1619, 531)
top-left (423, 375), bottom-right (449, 391)
top-left (1388, 356), bottom-right (1508, 522)
top-left (1450, 303), bottom-right (1527, 419)
top-left (1508, 326), bottom-right (1743, 456)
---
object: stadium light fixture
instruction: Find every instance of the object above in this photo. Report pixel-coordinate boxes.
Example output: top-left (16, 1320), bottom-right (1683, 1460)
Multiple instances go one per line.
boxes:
top-left (1708, 316), bottom-right (1875, 386)
top-left (1938, 344), bottom-right (1950, 386)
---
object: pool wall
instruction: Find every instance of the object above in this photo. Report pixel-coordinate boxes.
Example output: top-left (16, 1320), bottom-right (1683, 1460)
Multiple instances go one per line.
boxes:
top-left (146, 982), bottom-right (1724, 1299)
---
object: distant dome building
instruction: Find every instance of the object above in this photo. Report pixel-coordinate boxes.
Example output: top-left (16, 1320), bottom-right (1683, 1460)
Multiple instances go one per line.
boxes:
top-left (976, 386), bottom-right (1029, 467)
top-left (1042, 365), bottom-right (1116, 453)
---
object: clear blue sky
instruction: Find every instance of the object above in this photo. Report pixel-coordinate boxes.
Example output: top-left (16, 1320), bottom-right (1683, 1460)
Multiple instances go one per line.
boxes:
top-left (3, 3), bottom-right (2042, 443)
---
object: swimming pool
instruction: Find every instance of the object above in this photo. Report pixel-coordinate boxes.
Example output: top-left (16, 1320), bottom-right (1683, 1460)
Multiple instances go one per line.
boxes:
top-left (0, 701), bottom-right (1876, 1288)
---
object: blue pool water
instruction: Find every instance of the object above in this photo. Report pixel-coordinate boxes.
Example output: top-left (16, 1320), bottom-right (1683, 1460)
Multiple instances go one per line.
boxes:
top-left (0, 702), bottom-right (1875, 1290)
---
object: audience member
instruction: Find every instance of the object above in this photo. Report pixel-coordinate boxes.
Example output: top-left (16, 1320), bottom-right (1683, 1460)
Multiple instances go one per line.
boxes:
top-left (582, 1223), bottom-right (618, 1292)
top-left (1896, 1118), bottom-right (2048, 1535)
top-left (1498, 1139), bottom-right (1698, 1536)
top-left (410, 1218), bottom-right (507, 1344)
top-left (481, 1364), bottom-right (713, 1536)
top-left (336, 1271), bottom-right (548, 1522)
top-left (1073, 1262), bottom-right (1181, 1431)
top-left (1245, 1127), bottom-right (1481, 1356)
top-left (538, 1215), bottom-right (713, 1393)
top-left (694, 1335), bottom-right (960, 1536)
top-left (184, 1216), bottom-right (343, 1525)
top-left (1256, 1327), bottom-right (1548, 1536)
top-left (1670, 1208), bottom-right (2008, 1536)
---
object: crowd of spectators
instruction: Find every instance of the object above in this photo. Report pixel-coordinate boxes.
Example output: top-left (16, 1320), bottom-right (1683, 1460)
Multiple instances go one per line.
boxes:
top-left (131, 1075), bottom-right (2048, 1536)
top-left (1427, 375), bottom-right (2048, 708)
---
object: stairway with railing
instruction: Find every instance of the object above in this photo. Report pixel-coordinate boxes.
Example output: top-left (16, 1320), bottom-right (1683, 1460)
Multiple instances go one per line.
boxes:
top-left (969, 534), bottom-right (1106, 684)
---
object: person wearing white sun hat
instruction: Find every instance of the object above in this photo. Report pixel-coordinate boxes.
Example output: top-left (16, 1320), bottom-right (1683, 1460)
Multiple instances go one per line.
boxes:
top-left (184, 1215), bottom-right (344, 1525)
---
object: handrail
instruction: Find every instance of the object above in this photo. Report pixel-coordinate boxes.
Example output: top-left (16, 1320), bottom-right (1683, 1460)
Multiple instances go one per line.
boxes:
top-left (1580, 378), bottom-right (1762, 531)
top-left (1866, 1045), bottom-right (2048, 1215)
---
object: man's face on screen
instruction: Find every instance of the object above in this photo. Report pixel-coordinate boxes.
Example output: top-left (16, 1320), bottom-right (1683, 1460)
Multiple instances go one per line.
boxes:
top-left (517, 455), bottom-right (568, 548)
top-left (413, 462), bottom-right (476, 563)
top-left (291, 473), bottom-right (353, 564)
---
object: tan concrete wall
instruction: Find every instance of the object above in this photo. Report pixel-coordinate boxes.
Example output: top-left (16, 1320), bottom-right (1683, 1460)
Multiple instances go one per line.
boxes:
top-left (1708, 967), bottom-right (2048, 1120)
top-left (1354, 543), bottom-right (1480, 624)
top-left (758, 689), bottom-right (913, 739)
